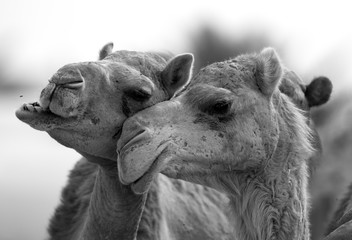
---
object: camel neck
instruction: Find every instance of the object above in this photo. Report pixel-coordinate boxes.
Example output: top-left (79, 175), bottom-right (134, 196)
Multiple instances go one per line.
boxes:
top-left (79, 164), bottom-right (147, 240)
top-left (226, 167), bottom-right (309, 240)
top-left (220, 137), bottom-right (310, 240)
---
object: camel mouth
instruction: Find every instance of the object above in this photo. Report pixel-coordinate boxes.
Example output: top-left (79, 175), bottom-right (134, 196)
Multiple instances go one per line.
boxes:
top-left (16, 101), bottom-right (55, 119)
top-left (117, 133), bottom-right (171, 194)
top-left (129, 151), bottom-right (166, 194)
top-left (116, 129), bottom-right (153, 184)
top-left (15, 101), bottom-right (68, 131)
top-left (117, 129), bottom-right (147, 154)
top-left (119, 147), bottom-right (170, 195)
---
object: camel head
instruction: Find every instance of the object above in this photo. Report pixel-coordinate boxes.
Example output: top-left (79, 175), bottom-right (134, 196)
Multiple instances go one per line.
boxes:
top-left (16, 43), bottom-right (194, 160)
top-left (117, 47), bottom-right (332, 194)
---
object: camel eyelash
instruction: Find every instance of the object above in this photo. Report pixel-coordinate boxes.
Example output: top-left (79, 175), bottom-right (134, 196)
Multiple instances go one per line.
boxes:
top-left (200, 99), bottom-right (233, 116)
top-left (125, 88), bottom-right (152, 101)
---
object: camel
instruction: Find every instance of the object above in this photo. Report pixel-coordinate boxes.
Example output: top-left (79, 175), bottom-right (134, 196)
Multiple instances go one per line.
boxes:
top-left (16, 43), bottom-right (332, 239)
top-left (47, 67), bottom-right (331, 240)
top-left (117, 47), bottom-right (327, 240)
top-left (323, 182), bottom-right (352, 239)
top-left (278, 72), bottom-right (331, 175)
top-left (16, 43), bottom-right (234, 240)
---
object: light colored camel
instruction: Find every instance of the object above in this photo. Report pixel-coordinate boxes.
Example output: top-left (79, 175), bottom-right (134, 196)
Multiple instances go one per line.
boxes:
top-left (16, 43), bottom-right (332, 239)
top-left (16, 43), bottom-right (234, 240)
top-left (47, 68), bottom-right (331, 240)
top-left (117, 48), bottom-right (323, 240)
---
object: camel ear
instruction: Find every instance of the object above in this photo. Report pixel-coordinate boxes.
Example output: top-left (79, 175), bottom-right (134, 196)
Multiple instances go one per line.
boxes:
top-left (161, 53), bottom-right (194, 97)
top-left (256, 47), bottom-right (283, 97)
top-left (305, 76), bottom-right (332, 107)
top-left (99, 42), bottom-right (114, 60)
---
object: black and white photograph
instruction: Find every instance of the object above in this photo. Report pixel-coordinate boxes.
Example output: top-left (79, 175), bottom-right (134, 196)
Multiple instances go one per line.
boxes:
top-left (1, 1), bottom-right (352, 239)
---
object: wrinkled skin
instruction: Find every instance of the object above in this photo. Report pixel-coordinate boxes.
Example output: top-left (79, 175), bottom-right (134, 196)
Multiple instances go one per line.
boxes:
top-left (16, 44), bottom-right (237, 240)
top-left (117, 64), bottom-right (332, 195)
top-left (47, 66), bottom-right (331, 240)
top-left (117, 48), bottom-right (331, 240)
top-left (16, 43), bottom-right (332, 239)
top-left (16, 44), bottom-right (181, 160)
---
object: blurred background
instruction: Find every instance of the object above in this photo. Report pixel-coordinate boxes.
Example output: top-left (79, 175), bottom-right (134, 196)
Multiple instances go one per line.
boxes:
top-left (1, 0), bottom-right (352, 239)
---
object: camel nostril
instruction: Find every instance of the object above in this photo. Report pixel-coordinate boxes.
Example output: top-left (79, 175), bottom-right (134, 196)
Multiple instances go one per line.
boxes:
top-left (39, 82), bottom-right (56, 110)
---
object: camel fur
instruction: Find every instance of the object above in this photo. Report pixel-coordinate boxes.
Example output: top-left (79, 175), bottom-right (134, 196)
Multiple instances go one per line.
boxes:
top-left (16, 43), bottom-right (234, 240)
top-left (16, 44), bottom-right (332, 240)
top-left (118, 48), bottom-right (325, 240)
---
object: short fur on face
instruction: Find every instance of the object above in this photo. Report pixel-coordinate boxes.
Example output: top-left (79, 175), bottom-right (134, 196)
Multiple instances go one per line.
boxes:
top-left (16, 44), bottom-right (194, 160)
top-left (117, 48), bottom-right (315, 239)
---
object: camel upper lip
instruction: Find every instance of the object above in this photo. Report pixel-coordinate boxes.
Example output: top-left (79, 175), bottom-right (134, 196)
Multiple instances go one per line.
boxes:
top-left (116, 129), bottom-right (147, 154)
top-left (118, 145), bottom-right (170, 195)
top-left (16, 101), bottom-right (53, 118)
top-left (117, 135), bottom-right (171, 186)
top-left (15, 101), bottom-right (76, 131)
top-left (129, 150), bottom-right (168, 194)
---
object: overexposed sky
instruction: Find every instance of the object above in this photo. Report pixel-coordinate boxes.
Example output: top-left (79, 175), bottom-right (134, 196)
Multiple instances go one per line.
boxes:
top-left (0, 0), bottom-right (351, 89)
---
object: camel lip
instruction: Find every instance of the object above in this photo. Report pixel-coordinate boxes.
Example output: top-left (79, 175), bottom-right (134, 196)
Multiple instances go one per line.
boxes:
top-left (118, 140), bottom-right (170, 187)
top-left (15, 102), bottom-right (70, 131)
top-left (116, 129), bottom-right (148, 154)
top-left (126, 147), bottom-right (169, 195)
top-left (130, 156), bottom-right (161, 194)
top-left (16, 102), bottom-right (54, 120)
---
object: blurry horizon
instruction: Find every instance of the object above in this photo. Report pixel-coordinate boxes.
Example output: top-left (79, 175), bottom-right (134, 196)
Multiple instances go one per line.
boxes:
top-left (1, 0), bottom-right (352, 91)
top-left (1, 1), bottom-right (352, 240)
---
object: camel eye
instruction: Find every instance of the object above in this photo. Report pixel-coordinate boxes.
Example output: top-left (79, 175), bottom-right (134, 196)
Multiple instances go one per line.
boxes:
top-left (205, 100), bottom-right (232, 115)
top-left (125, 88), bottom-right (152, 102)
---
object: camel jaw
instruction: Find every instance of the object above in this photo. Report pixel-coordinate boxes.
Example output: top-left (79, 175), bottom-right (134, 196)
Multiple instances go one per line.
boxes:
top-left (15, 102), bottom-right (77, 131)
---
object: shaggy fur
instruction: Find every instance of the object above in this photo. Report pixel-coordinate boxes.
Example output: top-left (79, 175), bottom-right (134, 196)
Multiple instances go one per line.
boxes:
top-left (200, 52), bottom-right (313, 240)
top-left (22, 45), bottom-right (331, 240)
top-left (117, 48), bottom-right (317, 240)
top-left (17, 44), bottom-right (236, 240)
top-left (49, 55), bottom-right (331, 240)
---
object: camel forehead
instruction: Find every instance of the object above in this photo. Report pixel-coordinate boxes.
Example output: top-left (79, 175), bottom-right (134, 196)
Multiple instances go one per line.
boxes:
top-left (183, 61), bottom-right (262, 114)
top-left (53, 62), bottom-right (105, 80)
top-left (105, 50), bottom-right (169, 78)
top-left (52, 50), bottom-right (169, 87)
top-left (52, 61), bottom-right (142, 88)
top-left (191, 60), bottom-right (258, 92)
